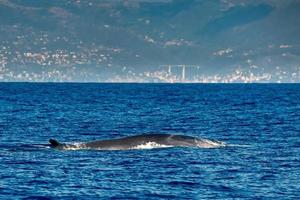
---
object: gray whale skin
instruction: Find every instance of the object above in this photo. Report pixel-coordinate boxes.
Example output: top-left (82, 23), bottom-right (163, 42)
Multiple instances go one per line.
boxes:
top-left (49, 134), bottom-right (225, 150)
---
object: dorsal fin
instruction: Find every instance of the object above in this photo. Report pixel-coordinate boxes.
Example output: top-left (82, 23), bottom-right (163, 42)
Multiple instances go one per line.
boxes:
top-left (49, 139), bottom-right (60, 148)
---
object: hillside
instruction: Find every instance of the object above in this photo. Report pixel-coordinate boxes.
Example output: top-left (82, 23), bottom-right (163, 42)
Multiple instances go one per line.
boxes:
top-left (0, 0), bottom-right (299, 82)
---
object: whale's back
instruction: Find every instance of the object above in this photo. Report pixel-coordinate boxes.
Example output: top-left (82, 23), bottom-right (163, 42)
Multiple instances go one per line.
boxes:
top-left (49, 134), bottom-right (225, 150)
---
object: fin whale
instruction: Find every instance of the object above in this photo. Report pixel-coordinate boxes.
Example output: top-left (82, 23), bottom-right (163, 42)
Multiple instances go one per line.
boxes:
top-left (49, 134), bottom-right (225, 150)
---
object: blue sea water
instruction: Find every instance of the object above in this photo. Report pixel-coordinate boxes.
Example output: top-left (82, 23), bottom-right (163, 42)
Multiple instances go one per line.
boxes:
top-left (0, 83), bottom-right (299, 199)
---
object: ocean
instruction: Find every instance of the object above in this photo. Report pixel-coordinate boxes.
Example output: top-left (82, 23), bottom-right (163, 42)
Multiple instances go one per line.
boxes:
top-left (0, 83), bottom-right (299, 199)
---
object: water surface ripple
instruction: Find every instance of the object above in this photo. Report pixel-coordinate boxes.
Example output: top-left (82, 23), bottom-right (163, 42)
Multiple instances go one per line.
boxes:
top-left (0, 83), bottom-right (299, 199)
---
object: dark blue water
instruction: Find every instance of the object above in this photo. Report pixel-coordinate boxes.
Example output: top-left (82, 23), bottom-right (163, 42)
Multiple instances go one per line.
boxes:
top-left (0, 83), bottom-right (299, 199)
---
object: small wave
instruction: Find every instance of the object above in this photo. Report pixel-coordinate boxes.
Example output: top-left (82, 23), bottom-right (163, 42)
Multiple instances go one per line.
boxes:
top-left (61, 143), bottom-right (87, 150)
top-left (31, 144), bottom-right (51, 149)
top-left (226, 144), bottom-right (251, 148)
top-left (196, 139), bottom-right (226, 148)
top-left (131, 142), bottom-right (173, 150)
top-left (5, 143), bottom-right (51, 151)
